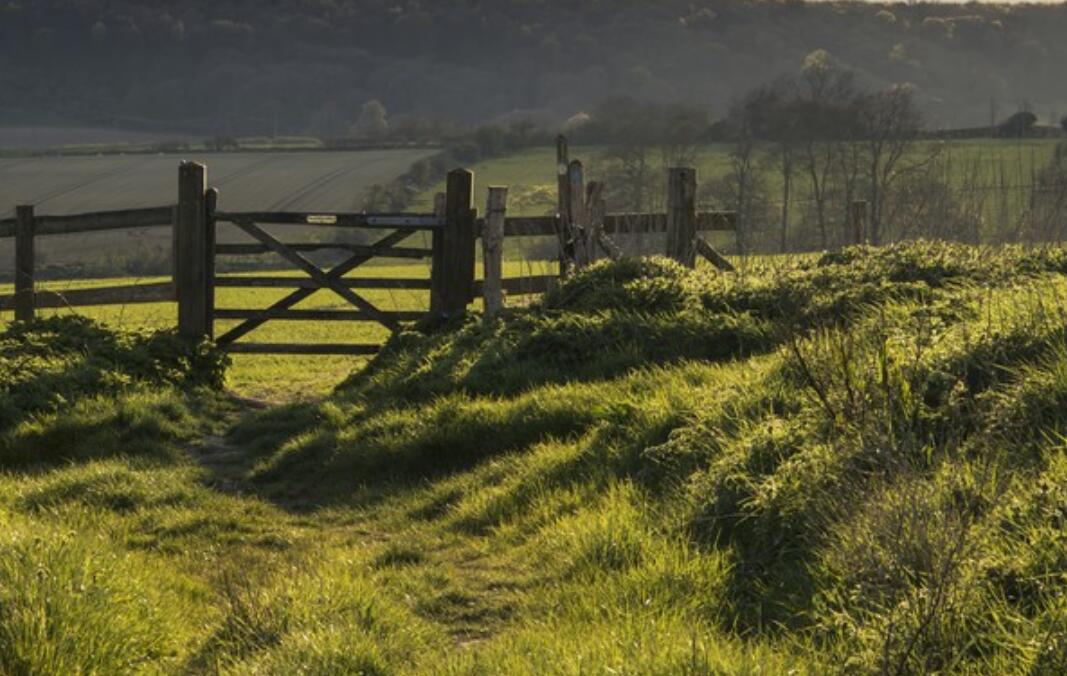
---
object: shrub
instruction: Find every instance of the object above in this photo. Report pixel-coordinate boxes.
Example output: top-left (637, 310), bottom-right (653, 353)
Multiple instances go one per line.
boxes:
top-left (0, 316), bottom-right (228, 434)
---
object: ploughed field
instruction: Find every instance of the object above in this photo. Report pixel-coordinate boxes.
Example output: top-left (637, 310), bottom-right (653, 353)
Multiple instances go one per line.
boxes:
top-left (0, 149), bottom-right (435, 275)
top-left (4, 243), bottom-right (1067, 673)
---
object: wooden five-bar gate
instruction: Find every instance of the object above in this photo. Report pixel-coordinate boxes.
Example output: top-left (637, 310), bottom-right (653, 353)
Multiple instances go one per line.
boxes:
top-left (2, 140), bottom-right (740, 355)
top-left (172, 162), bottom-right (480, 355)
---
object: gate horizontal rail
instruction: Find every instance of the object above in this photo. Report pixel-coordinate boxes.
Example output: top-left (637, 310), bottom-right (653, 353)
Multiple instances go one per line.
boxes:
top-left (214, 276), bottom-right (432, 290)
top-left (213, 211), bottom-right (443, 229)
top-left (215, 243), bottom-right (432, 258)
top-left (224, 343), bottom-right (382, 356)
top-left (214, 309), bottom-right (424, 322)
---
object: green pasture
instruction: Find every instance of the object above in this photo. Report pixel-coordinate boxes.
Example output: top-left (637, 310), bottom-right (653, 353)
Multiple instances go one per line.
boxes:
top-left (0, 259), bottom-right (558, 401)
top-left (413, 139), bottom-right (1063, 226)
top-left (6, 243), bottom-right (1067, 672)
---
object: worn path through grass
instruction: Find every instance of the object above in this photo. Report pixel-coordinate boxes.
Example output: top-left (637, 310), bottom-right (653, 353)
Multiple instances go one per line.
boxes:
top-left (184, 390), bottom-right (534, 655)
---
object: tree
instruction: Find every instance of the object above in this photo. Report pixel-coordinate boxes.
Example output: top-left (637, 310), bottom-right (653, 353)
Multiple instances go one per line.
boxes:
top-left (998, 110), bottom-right (1037, 138)
top-left (352, 99), bottom-right (389, 139)
top-left (796, 53), bottom-right (862, 248)
top-left (591, 98), bottom-right (709, 222)
top-left (734, 81), bottom-right (803, 252)
top-left (858, 84), bottom-right (922, 244)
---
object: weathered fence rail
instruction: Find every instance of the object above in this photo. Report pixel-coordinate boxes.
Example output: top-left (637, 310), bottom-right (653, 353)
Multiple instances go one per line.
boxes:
top-left (486, 212), bottom-right (736, 238)
top-left (4, 136), bottom-right (743, 355)
top-left (0, 204), bottom-right (177, 320)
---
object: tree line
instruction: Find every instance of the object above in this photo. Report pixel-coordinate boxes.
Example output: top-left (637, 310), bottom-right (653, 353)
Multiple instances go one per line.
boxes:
top-left (3, 0), bottom-right (1067, 137)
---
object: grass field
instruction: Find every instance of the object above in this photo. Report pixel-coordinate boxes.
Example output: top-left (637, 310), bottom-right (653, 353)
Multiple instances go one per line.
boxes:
top-left (0, 258), bottom-right (558, 401)
top-left (0, 149), bottom-right (436, 275)
top-left (412, 139), bottom-right (1064, 230)
top-left (6, 243), bottom-right (1067, 672)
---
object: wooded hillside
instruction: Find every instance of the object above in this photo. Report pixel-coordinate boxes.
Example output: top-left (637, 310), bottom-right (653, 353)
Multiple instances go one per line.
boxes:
top-left (2, 1), bottom-right (1064, 136)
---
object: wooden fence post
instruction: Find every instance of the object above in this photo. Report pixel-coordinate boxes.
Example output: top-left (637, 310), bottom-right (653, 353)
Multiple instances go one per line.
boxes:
top-left (431, 169), bottom-right (476, 318)
top-left (14, 205), bottom-right (35, 322)
top-left (204, 187), bottom-right (218, 338)
top-left (666, 168), bottom-right (697, 268)
top-left (177, 162), bottom-right (212, 340)
top-left (568, 160), bottom-right (588, 269)
top-left (851, 200), bottom-right (868, 245)
top-left (556, 135), bottom-right (572, 276)
top-left (483, 187), bottom-right (507, 319)
top-left (430, 192), bottom-right (445, 313)
top-left (433, 192), bottom-right (447, 221)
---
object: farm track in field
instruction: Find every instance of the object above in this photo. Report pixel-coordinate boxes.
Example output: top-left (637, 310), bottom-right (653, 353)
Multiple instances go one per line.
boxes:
top-left (25, 157), bottom-right (156, 211)
top-left (0, 149), bottom-right (436, 274)
top-left (211, 157), bottom-right (278, 188)
top-left (268, 164), bottom-right (360, 212)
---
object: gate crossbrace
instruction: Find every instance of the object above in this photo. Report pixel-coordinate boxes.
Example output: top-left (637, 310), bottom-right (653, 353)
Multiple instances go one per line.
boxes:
top-left (215, 227), bottom-right (411, 346)
top-left (233, 220), bottom-right (401, 332)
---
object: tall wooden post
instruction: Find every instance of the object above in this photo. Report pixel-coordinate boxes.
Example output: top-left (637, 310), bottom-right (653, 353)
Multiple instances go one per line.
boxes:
top-left (586, 181), bottom-right (606, 263)
top-left (483, 187), bottom-right (507, 320)
top-left (568, 160), bottom-right (586, 269)
top-left (666, 168), bottom-right (697, 268)
top-left (851, 200), bottom-right (868, 246)
top-left (555, 135), bottom-right (572, 276)
top-left (204, 187), bottom-right (218, 338)
top-left (177, 162), bottom-right (211, 341)
top-left (14, 205), bottom-right (35, 322)
top-left (431, 169), bottom-right (476, 318)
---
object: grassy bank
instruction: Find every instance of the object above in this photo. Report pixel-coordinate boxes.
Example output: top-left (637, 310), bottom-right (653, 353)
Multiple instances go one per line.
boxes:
top-left (4, 242), bottom-right (1067, 672)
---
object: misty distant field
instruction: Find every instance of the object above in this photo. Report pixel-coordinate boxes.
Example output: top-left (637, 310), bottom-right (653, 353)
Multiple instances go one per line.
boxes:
top-left (0, 149), bottom-right (435, 275)
top-left (0, 126), bottom-right (199, 151)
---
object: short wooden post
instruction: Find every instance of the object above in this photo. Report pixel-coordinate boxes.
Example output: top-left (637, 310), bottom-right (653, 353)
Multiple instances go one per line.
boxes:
top-left (177, 162), bottom-right (211, 340)
top-left (431, 169), bottom-right (476, 318)
top-left (433, 192), bottom-right (447, 220)
top-left (14, 205), bottom-right (35, 322)
top-left (585, 181), bottom-right (606, 264)
top-left (556, 135), bottom-right (573, 276)
top-left (483, 187), bottom-right (507, 319)
top-left (851, 200), bottom-right (868, 245)
top-left (666, 168), bottom-right (697, 268)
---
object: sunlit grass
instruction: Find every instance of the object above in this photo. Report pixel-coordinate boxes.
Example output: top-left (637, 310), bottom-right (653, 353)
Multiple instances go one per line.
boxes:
top-left (0, 259), bottom-right (558, 401)
top-left (5, 243), bottom-right (1067, 672)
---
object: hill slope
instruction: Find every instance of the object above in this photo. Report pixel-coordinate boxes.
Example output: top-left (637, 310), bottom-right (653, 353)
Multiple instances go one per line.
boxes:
top-left (3, 1), bottom-right (1067, 133)
top-left (4, 243), bottom-right (1067, 672)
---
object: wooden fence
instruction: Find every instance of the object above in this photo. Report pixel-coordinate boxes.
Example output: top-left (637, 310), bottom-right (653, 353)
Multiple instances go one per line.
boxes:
top-left (0, 205), bottom-right (176, 322)
top-left (2, 140), bottom-right (740, 354)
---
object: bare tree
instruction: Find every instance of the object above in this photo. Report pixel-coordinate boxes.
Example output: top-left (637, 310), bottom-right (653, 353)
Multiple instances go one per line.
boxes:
top-left (858, 85), bottom-right (922, 244)
top-left (734, 82), bottom-right (803, 252)
top-left (707, 122), bottom-right (771, 257)
top-left (796, 54), bottom-right (861, 248)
